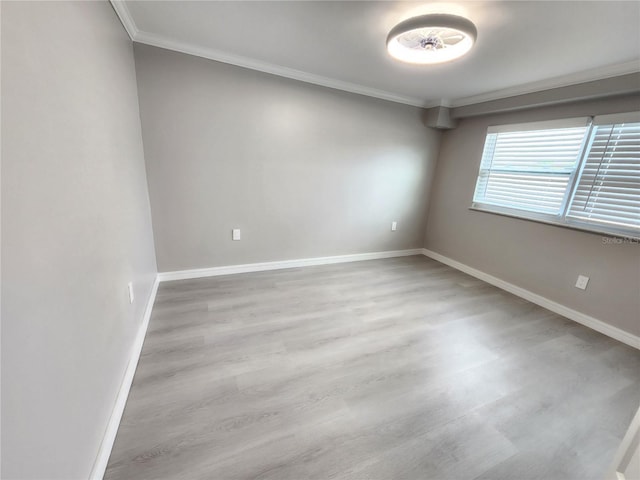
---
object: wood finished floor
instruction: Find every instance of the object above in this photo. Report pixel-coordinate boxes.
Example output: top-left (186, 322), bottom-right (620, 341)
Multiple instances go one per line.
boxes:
top-left (105, 256), bottom-right (640, 480)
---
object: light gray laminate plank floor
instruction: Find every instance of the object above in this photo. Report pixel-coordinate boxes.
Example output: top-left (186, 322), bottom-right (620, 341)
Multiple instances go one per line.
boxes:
top-left (105, 256), bottom-right (640, 480)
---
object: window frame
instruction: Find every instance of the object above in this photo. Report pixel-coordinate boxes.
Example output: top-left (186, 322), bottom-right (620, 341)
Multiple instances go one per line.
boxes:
top-left (470, 113), bottom-right (640, 241)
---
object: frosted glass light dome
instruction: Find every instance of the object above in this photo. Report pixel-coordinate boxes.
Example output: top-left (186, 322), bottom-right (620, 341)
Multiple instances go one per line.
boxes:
top-left (387, 14), bottom-right (477, 64)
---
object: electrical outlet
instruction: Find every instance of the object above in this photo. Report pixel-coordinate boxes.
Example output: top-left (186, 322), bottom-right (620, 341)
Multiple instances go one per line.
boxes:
top-left (232, 229), bottom-right (241, 241)
top-left (391, 221), bottom-right (397, 231)
top-left (127, 282), bottom-right (134, 304)
top-left (575, 275), bottom-right (589, 290)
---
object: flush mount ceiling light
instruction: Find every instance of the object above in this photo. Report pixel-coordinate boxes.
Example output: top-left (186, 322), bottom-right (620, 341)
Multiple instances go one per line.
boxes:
top-left (387, 13), bottom-right (477, 64)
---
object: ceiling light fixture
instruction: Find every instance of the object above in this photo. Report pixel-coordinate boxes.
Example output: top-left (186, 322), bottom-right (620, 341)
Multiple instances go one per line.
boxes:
top-left (387, 14), bottom-right (477, 64)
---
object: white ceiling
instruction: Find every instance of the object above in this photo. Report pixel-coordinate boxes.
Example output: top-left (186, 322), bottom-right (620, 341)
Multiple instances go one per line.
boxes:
top-left (114, 1), bottom-right (640, 108)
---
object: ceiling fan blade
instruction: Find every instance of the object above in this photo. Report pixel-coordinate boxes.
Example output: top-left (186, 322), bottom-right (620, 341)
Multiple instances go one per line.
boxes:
top-left (441, 33), bottom-right (463, 39)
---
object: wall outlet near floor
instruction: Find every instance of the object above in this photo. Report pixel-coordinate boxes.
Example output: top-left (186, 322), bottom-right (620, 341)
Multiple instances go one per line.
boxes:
top-left (575, 275), bottom-right (589, 290)
top-left (127, 282), bottom-right (134, 304)
top-left (232, 228), bottom-right (241, 241)
top-left (391, 221), bottom-right (397, 231)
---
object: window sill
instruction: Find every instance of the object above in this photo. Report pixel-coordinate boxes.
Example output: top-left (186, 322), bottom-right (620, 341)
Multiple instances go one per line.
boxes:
top-left (469, 205), bottom-right (640, 243)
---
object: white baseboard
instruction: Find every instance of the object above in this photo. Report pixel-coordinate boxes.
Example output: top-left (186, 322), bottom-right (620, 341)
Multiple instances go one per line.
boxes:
top-left (421, 248), bottom-right (640, 350)
top-left (89, 276), bottom-right (160, 480)
top-left (157, 249), bottom-right (424, 282)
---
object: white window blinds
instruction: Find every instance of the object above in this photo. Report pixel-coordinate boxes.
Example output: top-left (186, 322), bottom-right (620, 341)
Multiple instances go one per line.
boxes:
top-left (471, 113), bottom-right (640, 238)
top-left (567, 121), bottom-right (640, 230)
top-left (473, 121), bottom-right (589, 215)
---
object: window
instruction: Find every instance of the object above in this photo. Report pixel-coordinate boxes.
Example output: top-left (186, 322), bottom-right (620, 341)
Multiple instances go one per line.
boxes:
top-left (472, 113), bottom-right (640, 239)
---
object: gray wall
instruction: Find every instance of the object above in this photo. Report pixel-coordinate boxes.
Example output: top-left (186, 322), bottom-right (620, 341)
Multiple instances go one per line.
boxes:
top-left (1, 2), bottom-right (157, 478)
top-left (425, 94), bottom-right (640, 337)
top-left (134, 44), bottom-right (441, 272)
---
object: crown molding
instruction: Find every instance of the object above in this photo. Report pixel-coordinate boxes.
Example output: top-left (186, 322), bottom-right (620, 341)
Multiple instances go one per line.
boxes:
top-left (110, 0), bottom-right (138, 40)
top-left (450, 60), bottom-right (640, 107)
top-left (133, 29), bottom-right (431, 108)
top-left (109, 0), bottom-right (431, 108)
top-left (110, 0), bottom-right (639, 111)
